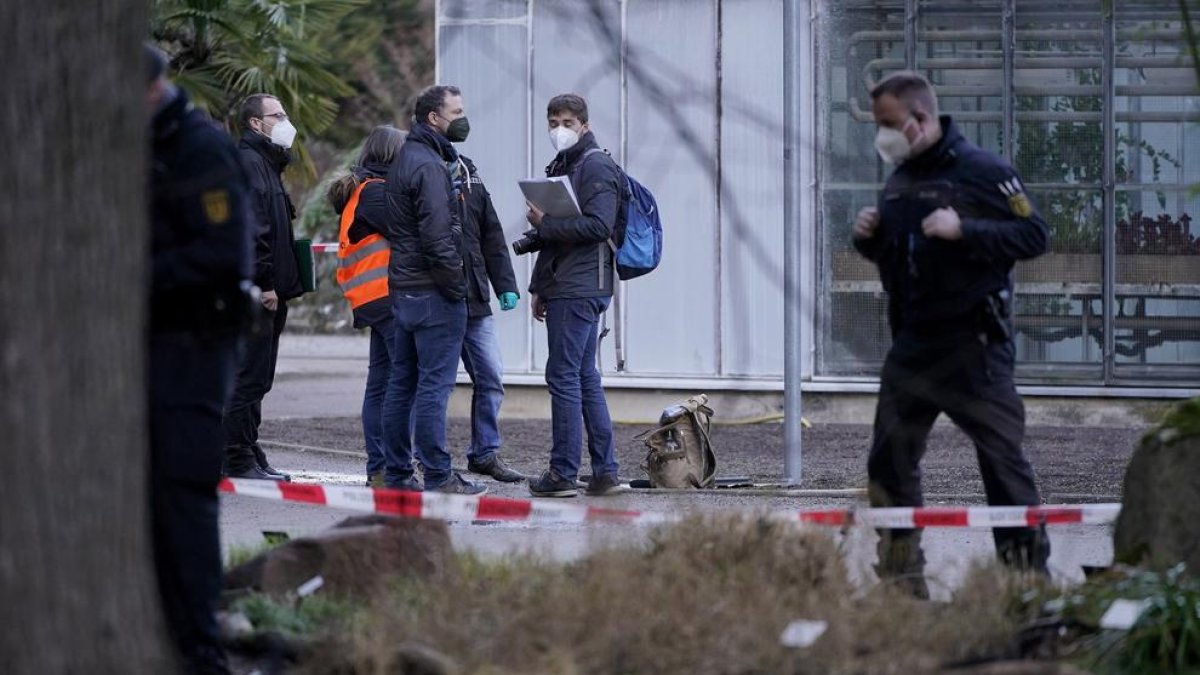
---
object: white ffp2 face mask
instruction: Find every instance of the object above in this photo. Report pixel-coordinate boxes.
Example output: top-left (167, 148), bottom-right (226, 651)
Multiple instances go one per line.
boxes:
top-left (874, 118), bottom-right (918, 164)
top-left (269, 119), bottom-right (298, 149)
top-left (550, 126), bottom-right (579, 152)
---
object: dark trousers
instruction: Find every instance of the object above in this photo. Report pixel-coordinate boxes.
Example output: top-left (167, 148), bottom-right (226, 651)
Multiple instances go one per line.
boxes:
top-left (544, 297), bottom-right (618, 482)
top-left (381, 290), bottom-right (468, 488)
top-left (150, 332), bottom-right (238, 675)
top-left (867, 332), bottom-right (1049, 571)
top-left (362, 314), bottom-right (395, 477)
top-left (223, 302), bottom-right (287, 470)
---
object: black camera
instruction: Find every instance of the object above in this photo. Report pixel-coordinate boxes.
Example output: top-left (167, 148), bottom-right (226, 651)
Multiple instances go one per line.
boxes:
top-left (511, 228), bottom-right (542, 255)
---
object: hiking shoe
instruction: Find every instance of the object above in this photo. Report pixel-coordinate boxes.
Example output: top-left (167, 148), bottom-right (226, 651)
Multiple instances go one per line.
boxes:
top-left (575, 475), bottom-right (591, 489)
top-left (529, 470), bottom-right (579, 498)
top-left (585, 474), bottom-right (631, 496)
top-left (224, 465), bottom-right (285, 482)
top-left (467, 455), bottom-right (525, 483)
top-left (260, 464), bottom-right (292, 482)
top-left (383, 475), bottom-right (423, 492)
top-left (366, 471), bottom-right (386, 488)
top-left (430, 473), bottom-right (488, 496)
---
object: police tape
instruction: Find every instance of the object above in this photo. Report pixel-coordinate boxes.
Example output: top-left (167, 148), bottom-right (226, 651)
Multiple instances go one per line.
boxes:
top-left (217, 478), bottom-right (1121, 529)
top-left (311, 243), bottom-right (339, 254)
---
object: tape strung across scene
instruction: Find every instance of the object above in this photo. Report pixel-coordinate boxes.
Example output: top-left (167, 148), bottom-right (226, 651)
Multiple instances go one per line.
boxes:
top-left (218, 478), bottom-right (1120, 529)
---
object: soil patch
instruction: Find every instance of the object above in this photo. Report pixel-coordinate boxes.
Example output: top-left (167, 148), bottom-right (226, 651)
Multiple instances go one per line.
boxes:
top-left (261, 418), bottom-right (1143, 499)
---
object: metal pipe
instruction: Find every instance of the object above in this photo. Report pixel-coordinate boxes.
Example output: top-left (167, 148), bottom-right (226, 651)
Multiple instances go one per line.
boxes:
top-left (783, 0), bottom-right (804, 487)
top-left (847, 99), bottom-right (1200, 123)
top-left (615, 0), bottom-right (628, 372)
top-left (865, 54), bottom-right (1183, 77)
top-left (914, 84), bottom-right (1200, 97)
top-left (1001, 0), bottom-right (1015, 160)
top-left (714, 0), bottom-right (724, 377)
top-left (524, 0), bottom-right (536, 375)
top-left (848, 28), bottom-right (1184, 48)
top-left (1101, 3), bottom-right (1116, 384)
top-left (904, 0), bottom-right (918, 69)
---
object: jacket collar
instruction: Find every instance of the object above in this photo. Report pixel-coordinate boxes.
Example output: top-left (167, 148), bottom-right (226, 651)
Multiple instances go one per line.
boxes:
top-left (151, 87), bottom-right (189, 144)
top-left (546, 131), bottom-right (600, 177)
top-left (240, 129), bottom-right (292, 171)
top-left (408, 122), bottom-right (459, 162)
top-left (355, 160), bottom-right (390, 180)
top-left (903, 115), bottom-right (963, 171)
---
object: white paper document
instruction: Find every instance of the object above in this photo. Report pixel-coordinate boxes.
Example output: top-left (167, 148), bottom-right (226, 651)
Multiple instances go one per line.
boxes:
top-left (519, 176), bottom-right (581, 217)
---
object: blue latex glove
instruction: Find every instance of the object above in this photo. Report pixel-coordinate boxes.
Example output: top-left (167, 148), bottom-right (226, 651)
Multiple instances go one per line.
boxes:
top-left (499, 292), bottom-right (519, 311)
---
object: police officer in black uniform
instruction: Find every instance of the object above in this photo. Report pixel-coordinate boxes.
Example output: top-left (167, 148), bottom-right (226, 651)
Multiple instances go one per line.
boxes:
top-left (853, 72), bottom-right (1051, 598)
top-left (148, 45), bottom-right (254, 674)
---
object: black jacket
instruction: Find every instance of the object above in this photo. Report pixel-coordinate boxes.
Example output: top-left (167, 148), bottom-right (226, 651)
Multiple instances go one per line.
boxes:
top-left (384, 123), bottom-right (466, 301)
top-left (150, 89), bottom-right (254, 333)
top-left (239, 131), bottom-right (304, 301)
top-left (529, 132), bottom-right (621, 300)
top-left (854, 116), bottom-right (1049, 335)
top-left (334, 160), bottom-right (392, 329)
top-left (459, 155), bottom-right (519, 317)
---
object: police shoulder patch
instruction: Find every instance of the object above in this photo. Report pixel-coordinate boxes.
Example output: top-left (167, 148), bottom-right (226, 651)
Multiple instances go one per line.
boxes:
top-left (201, 189), bottom-right (230, 225)
top-left (995, 177), bottom-right (1032, 218)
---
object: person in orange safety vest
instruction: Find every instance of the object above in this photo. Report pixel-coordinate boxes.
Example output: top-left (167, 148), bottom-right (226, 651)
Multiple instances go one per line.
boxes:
top-left (327, 125), bottom-right (407, 486)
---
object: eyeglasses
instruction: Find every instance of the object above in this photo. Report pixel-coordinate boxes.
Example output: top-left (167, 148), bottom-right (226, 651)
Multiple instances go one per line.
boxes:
top-left (259, 112), bottom-right (288, 121)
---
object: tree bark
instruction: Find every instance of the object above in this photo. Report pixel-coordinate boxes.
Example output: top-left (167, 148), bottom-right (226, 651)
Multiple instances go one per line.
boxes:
top-left (0, 2), bottom-right (172, 673)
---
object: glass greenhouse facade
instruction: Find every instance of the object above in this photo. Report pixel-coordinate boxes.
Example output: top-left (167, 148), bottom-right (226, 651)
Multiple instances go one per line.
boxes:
top-left (436, 0), bottom-right (1199, 393)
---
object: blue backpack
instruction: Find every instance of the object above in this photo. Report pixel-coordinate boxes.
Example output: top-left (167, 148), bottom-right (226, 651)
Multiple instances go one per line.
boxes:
top-left (585, 149), bottom-right (663, 280)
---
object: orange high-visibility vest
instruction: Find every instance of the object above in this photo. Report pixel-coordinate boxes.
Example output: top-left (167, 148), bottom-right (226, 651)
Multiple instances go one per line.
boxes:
top-left (336, 178), bottom-right (390, 309)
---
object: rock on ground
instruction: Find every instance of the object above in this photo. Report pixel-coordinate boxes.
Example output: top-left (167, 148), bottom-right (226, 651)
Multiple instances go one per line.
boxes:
top-left (224, 514), bottom-right (457, 598)
top-left (1113, 398), bottom-right (1200, 571)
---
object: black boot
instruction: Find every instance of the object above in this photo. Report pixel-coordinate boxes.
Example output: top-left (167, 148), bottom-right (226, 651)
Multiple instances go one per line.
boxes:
top-left (874, 529), bottom-right (930, 600)
top-left (251, 444), bottom-right (290, 482)
top-left (996, 525), bottom-right (1051, 575)
top-left (224, 446), bottom-right (283, 481)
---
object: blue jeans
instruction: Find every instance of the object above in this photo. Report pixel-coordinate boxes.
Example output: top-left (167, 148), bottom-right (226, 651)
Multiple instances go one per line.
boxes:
top-left (381, 290), bottom-right (467, 488)
top-left (544, 297), bottom-right (618, 481)
top-left (461, 315), bottom-right (505, 463)
top-left (361, 316), bottom-right (395, 476)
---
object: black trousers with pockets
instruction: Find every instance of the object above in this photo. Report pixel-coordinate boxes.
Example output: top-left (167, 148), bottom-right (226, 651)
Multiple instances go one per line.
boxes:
top-left (867, 331), bottom-right (1049, 570)
top-left (223, 302), bottom-right (287, 470)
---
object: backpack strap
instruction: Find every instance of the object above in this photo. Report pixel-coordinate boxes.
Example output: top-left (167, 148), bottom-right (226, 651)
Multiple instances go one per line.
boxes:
top-left (583, 148), bottom-right (626, 370)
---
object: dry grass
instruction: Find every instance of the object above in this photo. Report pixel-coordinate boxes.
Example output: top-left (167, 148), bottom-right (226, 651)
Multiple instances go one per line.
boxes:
top-left (294, 515), bottom-right (1040, 675)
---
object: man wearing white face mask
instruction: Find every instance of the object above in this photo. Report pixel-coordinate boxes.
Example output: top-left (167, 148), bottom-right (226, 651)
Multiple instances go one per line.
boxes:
top-left (223, 93), bottom-right (306, 481)
top-left (852, 72), bottom-right (1050, 597)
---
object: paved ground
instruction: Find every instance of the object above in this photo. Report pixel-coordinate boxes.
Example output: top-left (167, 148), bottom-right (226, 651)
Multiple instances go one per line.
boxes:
top-left (221, 334), bottom-right (1145, 598)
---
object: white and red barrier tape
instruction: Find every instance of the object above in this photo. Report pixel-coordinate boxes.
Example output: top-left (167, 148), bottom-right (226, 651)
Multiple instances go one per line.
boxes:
top-left (310, 242), bottom-right (339, 254)
top-left (218, 478), bottom-right (1120, 529)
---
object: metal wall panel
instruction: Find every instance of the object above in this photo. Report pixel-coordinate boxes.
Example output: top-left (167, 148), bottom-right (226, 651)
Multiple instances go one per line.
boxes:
top-left (720, 0), bottom-right (786, 376)
top-left (438, 21), bottom-right (532, 371)
top-left (440, 0), bottom-right (526, 21)
top-left (529, 0), bottom-right (623, 374)
top-left (622, 0), bottom-right (719, 375)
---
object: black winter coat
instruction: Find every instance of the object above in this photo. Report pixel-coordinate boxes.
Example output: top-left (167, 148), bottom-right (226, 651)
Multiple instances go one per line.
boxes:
top-left (853, 116), bottom-right (1049, 335)
top-left (459, 155), bottom-right (519, 317)
top-left (384, 123), bottom-right (467, 301)
top-left (529, 131), bottom-right (620, 299)
top-left (150, 89), bottom-right (254, 333)
top-left (239, 131), bottom-right (304, 301)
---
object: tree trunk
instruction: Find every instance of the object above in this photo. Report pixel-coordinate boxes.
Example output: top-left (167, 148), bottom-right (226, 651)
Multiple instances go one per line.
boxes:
top-left (0, 3), bottom-right (172, 673)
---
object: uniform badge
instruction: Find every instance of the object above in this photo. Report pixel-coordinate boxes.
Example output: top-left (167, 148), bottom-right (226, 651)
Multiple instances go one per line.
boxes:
top-left (201, 189), bottom-right (230, 225)
top-left (997, 179), bottom-right (1032, 218)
